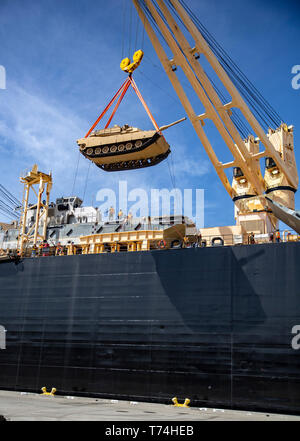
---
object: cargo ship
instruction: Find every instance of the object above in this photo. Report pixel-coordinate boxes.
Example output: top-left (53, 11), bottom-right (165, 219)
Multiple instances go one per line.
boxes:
top-left (0, 186), bottom-right (300, 415)
top-left (1, 0), bottom-right (300, 416)
top-left (0, 230), bottom-right (300, 414)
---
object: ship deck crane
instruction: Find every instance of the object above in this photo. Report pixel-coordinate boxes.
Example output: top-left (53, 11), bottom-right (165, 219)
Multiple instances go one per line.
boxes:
top-left (132, 0), bottom-right (298, 235)
top-left (17, 165), bottom-right (52, 256)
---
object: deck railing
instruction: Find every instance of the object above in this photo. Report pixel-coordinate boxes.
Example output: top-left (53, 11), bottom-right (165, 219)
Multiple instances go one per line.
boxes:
top-left (9, 228), bottom-right (298, 258)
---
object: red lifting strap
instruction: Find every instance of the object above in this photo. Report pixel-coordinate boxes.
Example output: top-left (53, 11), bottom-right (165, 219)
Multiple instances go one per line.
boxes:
top-left (129, 76), bottom-right (160, 132)
top-left (104, 79), bottom-right (131, 129)
top-left (84, 76), bottom-right (162, 138)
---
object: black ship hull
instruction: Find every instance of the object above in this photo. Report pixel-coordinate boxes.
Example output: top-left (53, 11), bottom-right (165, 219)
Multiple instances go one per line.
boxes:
top-left (0, 243), bottom-right (300, 414)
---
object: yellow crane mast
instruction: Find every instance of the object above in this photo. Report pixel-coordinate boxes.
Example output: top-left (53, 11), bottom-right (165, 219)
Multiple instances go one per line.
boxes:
top-left (17, 165), bottom-right (52, 256)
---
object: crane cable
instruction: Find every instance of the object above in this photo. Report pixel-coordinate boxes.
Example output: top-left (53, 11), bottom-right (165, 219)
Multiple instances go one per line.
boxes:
top-left (0, 183), bottom-right (21, 220)
top-left (173, 0), bottom-right (283, 129)
top-left (0, 184), bottom-right (21, 207)
top-left (138, 0), bottom-right (283, 132)
top-left (133, 2), bottom-right (185, 211)
top-left (83, 2), bottom-right (179, 219)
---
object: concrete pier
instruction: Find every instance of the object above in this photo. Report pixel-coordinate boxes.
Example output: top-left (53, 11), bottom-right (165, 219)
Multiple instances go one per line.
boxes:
top-left (0, 391), bottom-right (299, 421)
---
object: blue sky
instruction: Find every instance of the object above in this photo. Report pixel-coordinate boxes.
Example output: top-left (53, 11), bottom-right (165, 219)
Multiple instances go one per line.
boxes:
top-left (0, 0), bottom-right (299, 227)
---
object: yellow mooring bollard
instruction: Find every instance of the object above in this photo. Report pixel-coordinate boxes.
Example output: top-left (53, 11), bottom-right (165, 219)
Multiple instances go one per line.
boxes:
top-left (172, 397), bottom-right (190, 407)
top-left (41, 387), bottom-right (56, 396)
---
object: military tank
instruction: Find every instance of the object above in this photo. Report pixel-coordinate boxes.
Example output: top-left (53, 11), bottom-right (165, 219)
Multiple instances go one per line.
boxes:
top-left (77, 118), bottom-right (186, 172)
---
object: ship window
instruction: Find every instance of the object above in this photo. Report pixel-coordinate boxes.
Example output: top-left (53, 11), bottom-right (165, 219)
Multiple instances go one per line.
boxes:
top-left (96, 226), bottom-right (103, 234)
top-left (104, 243), bottom-right (111, 252)
top-left (233, 167), bottom-right (244, 178)
top-left (57, 204), bottom-right (69, 211)
top-left (66, 229), bottom-right (73, 237)
top-left (119, 244), bottom-right (127, 252)
top-left (50, 230), bottom-right (56, 238)
top-left (265, 157), bottom-right (277, 169)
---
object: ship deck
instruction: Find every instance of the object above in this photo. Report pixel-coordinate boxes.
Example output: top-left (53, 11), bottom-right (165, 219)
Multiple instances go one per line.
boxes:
top-left (0, 390), bottom-right (299, 421)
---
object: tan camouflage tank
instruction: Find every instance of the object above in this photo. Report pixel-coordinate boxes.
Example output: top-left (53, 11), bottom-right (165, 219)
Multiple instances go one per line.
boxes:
top-left (77, 124), bottom-right (170, 172)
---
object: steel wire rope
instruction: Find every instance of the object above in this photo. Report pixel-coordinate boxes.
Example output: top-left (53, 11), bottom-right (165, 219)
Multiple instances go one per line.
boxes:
top-left (71, 148), bottom-right (81, 196)
top-left (176, 0), bottom-right (283, 127)
top-left (134, 4), bottom-right (140, 50)
top-left (0, 197), bottom-right (18, 215)
top-left (133, 5), bottom-right (179, 219)
top-left (148, 0), bottom-right (283, 136)
top-left (133, 73), bottom-right (179, 193)
top-left (206, 72), bottom-right (253, 139)
top-left (166, 0), bottom-right (282, 129)
top-left (82, 160), bottom-right (91, 204)
top-left (167, 0), bottom-right (280, 130)
top-left (129, 1), bottom-right (133, 56)
top-left (138, 1), bottom-right (203, 221)
top-left (143, 2), bottom-right (252, 142)
top-left (218, 55), bottom-right (278, 129)
top-left (0, 198), bottom-right (18, 215)
top-left (0, 206), bottom-right (18, 220)
top-left (141, 6), bottom-right (146, 51)
top-left (0, 184), bottom-right (21, 206)
top-left (139, 1), bottom-right (247, 166)
top-left (121, 0), bottom-right (126, 59)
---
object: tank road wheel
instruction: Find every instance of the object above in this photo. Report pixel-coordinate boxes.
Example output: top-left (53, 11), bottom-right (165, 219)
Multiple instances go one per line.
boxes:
top-left (118, 144), bottom-right (125, 152)
top-left (135, 140), bottom-right (143, 148)
top-left (102, 146), bottom-right (109, 154)
top-left (125, 142), bottom-right (133, 150)
top-left (110, 145), bottom-right (117, 153)
top-left (87, 148), bottom-right (93, 155)
top-left (95, 147), bottom-right (101, 155)
top-left (79, 143), bottom-right (86, 151)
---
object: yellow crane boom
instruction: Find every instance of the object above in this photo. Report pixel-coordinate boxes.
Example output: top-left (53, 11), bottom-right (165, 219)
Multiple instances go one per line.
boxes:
top-left (132, 0), bottom-right (298, 234)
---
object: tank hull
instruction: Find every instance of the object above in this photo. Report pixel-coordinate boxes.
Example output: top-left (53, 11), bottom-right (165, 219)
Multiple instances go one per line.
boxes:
top-left (78, 131), bottom-right (171, 171)
top-left (0, 244), bottom-right (299, 414)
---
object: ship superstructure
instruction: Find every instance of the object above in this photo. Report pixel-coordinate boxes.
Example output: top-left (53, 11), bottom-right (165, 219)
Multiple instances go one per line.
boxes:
top-left (0, 192), bottom-right (196, 252)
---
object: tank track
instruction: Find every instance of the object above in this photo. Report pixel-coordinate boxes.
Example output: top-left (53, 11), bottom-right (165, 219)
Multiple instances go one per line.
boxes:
top-left (96, 149), bottom-right (171, 172)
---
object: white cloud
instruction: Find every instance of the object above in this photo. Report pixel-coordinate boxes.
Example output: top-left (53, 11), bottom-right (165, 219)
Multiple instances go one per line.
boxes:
top-left (0, 83), bottom-right (87, 183)
top-left (167, 142), bottom-right (211, 181)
